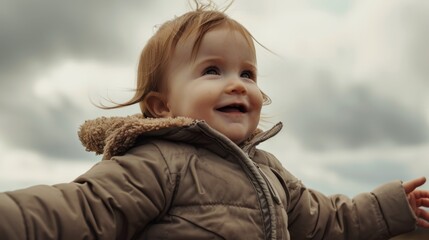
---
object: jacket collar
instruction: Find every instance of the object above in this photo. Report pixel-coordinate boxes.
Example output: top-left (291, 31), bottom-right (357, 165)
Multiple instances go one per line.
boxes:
top-left (78, 114), bottom-right (283, 160)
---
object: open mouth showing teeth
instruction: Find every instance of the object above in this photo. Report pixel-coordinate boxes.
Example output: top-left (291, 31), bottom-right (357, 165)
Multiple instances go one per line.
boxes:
top-left (216, 104), bottom-right (247, 113)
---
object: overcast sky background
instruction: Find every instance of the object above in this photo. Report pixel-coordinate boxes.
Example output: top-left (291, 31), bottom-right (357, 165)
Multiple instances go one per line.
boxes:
top-left (0, 0), bottom-right (428, 197)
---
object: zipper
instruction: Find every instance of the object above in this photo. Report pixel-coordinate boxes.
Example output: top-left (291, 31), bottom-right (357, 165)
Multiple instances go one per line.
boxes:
top-left (197, 123), bottom-right (277, 239)
top-left (254, 162), bottom-right (281, 205)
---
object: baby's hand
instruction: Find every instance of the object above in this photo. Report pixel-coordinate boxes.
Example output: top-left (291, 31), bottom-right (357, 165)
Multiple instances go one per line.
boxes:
top-left (403, 177), bottom-right (429, 228)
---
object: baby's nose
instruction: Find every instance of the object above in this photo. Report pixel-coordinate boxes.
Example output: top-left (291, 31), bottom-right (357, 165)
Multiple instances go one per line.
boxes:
top-left (225, 76), bottom-right (247, 95)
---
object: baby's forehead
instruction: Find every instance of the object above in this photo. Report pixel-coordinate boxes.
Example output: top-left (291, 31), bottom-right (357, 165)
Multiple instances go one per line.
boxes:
top-left (175, 23), bottom-right (256, 61)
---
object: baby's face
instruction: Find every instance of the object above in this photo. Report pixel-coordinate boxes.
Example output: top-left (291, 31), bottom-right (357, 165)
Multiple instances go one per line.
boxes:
top-left (163, 24), bottom-right (263, 144)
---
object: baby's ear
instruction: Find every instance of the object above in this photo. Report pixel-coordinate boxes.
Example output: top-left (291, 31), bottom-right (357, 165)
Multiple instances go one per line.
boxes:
top-left (144, 91), bottom-right (172, 118)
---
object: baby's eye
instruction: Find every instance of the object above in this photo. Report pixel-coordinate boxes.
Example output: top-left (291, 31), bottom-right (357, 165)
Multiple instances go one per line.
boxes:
top-left (203, 66), bottom-right (220, 76)
top-left (241, 70), bottom-right (255, 80)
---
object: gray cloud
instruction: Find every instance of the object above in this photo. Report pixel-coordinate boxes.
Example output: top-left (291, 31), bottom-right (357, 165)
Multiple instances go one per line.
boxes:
top-left (283, 79), bottom-right (429, 150)
top-left (0, 95), bottom-right (91, 159)
top-left (326, 159), bottom-right (414, 186)
top-left (0, 1), bottom-right (163, 160)
top-left (0, 1), bottom-right (157, 83)
top-left (387, 0), bottom-right (429, 85)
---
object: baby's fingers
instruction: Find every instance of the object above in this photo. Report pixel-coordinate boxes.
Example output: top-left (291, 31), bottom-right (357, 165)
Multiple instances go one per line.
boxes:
top-left (414, 189), bottom-right (429, 199)
top-left (420, 198), bottom-right (429, 208)
top-left (416, 208), bottom-right (429, 228)
top-left (403, 177), bottom-right (427, 194)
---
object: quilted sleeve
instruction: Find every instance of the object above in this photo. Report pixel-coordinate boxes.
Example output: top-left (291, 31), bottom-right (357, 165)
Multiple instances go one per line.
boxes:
top-left (285, 173), bottom-right (417, 239)
top-left (0, 143), bottom-right (175, 240)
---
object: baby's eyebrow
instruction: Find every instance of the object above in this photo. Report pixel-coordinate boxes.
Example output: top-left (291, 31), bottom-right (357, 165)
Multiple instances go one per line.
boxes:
top-left (194, 56), bottom-right (223, 66)
top-left (244, 62), bottom-right (257, 71)
top-left (240, 61), bottom-right (258, 75)
top-left (194, 56), bottom-right (257, 70)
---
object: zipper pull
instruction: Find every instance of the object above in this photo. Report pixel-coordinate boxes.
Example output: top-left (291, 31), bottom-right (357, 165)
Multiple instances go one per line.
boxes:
top-left (254, 163), bottom-right (281, 205)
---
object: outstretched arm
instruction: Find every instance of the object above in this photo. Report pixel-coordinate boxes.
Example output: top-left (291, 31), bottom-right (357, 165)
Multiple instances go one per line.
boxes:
top-left (403, 177), bottom-right (429, 228)
top-left (0, 144), bottom-right (173, 240)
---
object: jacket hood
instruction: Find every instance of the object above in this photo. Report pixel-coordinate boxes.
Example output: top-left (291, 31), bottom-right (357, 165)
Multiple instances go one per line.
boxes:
top-left (78, 114), bottom-right (194, 159)
top-left (78, 114), bottom-right (282, 160)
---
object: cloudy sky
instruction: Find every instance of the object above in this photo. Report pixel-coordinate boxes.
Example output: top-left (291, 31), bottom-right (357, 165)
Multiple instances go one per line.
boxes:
top-left (0, 0), bottom-right (428, 198)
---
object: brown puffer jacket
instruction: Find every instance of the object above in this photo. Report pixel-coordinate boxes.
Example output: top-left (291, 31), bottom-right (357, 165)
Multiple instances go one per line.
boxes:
top-left (0, 115), bottom-right (416, 239)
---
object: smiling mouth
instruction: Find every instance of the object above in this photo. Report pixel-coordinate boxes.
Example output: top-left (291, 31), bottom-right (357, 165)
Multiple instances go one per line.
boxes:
top-left (216, 104), bottom-right (247, 113)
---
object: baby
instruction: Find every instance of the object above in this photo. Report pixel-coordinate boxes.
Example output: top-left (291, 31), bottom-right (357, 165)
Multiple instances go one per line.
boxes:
top-left (0, 1), bottom-right (428, 239)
